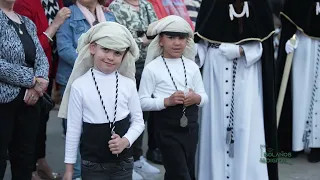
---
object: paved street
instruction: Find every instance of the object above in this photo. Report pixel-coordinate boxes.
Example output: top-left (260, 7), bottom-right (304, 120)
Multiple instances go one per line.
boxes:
top-left (4, 110), bottom-right (320, 180)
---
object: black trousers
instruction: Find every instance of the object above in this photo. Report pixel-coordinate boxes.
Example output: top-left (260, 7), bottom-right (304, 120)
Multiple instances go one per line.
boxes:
top-left (154, 105), bottom-right (199, 180)
top-left (0, 89), bottom-right (41, 180)
top-left (81, 157), bottom-right (133, 180)
top-left (32, 79), bottom-right (53, 171)
top-left (147, 112), bottom-right (157, 150)
top-left (132, 73), bottom-right (157, 161)
top-left (156, 127), bottom-right (198, 180)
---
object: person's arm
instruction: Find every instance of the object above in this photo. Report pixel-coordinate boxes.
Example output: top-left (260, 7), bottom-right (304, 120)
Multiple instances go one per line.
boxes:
top-left (44, 7), bottom-right (71, 41)
top-left (241, 42), bottom-right (263, 67)
top-left (192, 68), bottom-right (208, 107)
top-left (64, 85), bottom-right (83, 164)
top-left (138, 67), bottom-right (166, 111)
top-left (195, 40), bottom-right (208, 68)
top-left (0, 59), bottom-right (35, 88)
top-left (123, 83), bottom-right (145, 147)
top-left (56, 18), bottom-right (78, 67)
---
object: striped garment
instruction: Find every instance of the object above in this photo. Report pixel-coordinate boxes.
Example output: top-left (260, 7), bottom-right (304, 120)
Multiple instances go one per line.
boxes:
top-left (184, 0), bottom-right (201, 27)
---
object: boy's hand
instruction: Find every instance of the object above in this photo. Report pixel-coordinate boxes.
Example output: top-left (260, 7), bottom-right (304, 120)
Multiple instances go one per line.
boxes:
top-left (108, 134), bottom-right (130, 155)
top-left (141, 34), bottom-right (151, 46)
top-left (164, 91), bottom-right (185, 107)
top-left (63, 164), bottom-right (73, 180)
top-left (184, 89), bottom-right (201, 107)
top-left (62, 172), bottom-right (72, 180)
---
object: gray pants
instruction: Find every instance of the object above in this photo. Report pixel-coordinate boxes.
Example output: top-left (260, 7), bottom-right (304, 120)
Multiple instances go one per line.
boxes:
top-left (81, 157), bottom-right (133, 180)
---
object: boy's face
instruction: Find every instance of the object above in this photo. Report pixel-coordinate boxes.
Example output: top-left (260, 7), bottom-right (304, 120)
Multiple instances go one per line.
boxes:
top-left (90, 43), bottom-right (126, 74)
top-left (160, 35), bottom-right (188, 59)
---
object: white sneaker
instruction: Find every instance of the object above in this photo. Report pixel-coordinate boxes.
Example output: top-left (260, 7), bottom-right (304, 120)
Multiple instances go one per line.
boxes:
top-left (132, 169), bottom-right (144, 180)
top-left (134, 156), bottom-right (161, 174)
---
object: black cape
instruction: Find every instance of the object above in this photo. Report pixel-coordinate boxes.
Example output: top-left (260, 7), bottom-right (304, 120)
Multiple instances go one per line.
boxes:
top-left (195, 1), bottom-right (279, 180)
top-left (276, 0), bottom-right (320, 154)
top-left (280, 0), bottom-right (320, 39)
top-left (194, 0), bottom-right (275, 44)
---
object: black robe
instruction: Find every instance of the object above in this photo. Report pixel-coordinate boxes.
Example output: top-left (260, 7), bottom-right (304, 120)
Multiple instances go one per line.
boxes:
top-left (276, 0), bottom-right (320, 153)
top-left (195, 0), bottom-right (279, 179)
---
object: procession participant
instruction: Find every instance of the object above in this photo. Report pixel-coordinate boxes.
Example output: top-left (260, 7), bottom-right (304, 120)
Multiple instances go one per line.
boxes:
top-left (195, 0), bottom-right (279, 179)
top-left (58, 22), bottom-right (145, 180)
top-left (277, 0), bottom-right (320, 163)
top-left (139, 15), bottom-right (208, 180)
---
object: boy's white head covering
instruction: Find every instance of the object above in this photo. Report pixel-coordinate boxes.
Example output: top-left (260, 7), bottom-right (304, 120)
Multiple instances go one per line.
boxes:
top-left (58, 22), bottom-right (139, 119)
top-left (145, 15), bottom-right (196, 66)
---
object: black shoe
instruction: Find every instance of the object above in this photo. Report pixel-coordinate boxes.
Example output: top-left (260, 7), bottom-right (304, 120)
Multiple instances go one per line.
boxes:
top-left (308, 148), bottom-right (320, 163)
top-left (146, 148), bottom-right (163, 165)
top-left (291, 150), bottom-right (303, 158)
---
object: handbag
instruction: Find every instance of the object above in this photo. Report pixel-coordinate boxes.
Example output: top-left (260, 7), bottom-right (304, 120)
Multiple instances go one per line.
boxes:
top-left (40, 92), bottom-right (55, 114)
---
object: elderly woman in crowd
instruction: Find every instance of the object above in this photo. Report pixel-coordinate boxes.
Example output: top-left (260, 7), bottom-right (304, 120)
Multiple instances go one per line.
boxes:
top-left (14, 0), bottom-right (71, 179)
top-left (0, 0), bottom-right (49, 179)
top-left (56, 0), bottom-right (115, 179)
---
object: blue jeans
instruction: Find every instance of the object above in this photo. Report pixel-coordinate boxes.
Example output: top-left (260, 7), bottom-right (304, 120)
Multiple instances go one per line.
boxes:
top-left (60, 85), bottom-right (81, 179)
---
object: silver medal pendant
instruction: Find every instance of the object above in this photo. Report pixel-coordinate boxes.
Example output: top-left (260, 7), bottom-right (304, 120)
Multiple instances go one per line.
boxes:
top-left (180, 114), bottom-right (188, 127)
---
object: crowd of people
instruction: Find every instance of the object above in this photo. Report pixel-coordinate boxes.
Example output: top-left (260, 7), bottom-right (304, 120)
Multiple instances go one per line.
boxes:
top-left (0, 0), bottom-right (319, 180)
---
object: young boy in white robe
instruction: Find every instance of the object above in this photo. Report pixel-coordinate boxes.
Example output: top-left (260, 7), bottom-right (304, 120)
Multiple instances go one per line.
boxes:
top-left (57, 22), bottom-right (145, 180)
top-left (138, 15), bottom-right (208, 180)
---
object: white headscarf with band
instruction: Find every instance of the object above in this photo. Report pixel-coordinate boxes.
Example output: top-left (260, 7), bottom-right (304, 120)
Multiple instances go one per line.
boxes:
top-left (58, 22), bottom-right (140, 119)
top-left (145, 15), bottom-right (196, 66)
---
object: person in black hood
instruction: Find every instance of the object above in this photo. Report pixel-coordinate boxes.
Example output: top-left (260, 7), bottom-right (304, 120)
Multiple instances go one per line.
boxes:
top-left (194, 0), bottom-right (279, 179)
top-left (276, 0), bottom-right (320, 163)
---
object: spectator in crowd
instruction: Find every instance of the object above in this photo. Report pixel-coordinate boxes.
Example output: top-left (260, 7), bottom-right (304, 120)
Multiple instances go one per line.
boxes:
top-left (109, 0), bottom-right (160, 179)
top-left (0, 0), bottom-right (49, 179)
top-left (56, 0), bottom-right (115, 179)
top-left (13, 0), bottom-right (71, 179)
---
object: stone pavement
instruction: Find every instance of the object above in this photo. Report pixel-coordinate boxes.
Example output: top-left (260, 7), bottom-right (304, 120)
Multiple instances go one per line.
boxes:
top-left (4, 110), bottom-right (320, 180)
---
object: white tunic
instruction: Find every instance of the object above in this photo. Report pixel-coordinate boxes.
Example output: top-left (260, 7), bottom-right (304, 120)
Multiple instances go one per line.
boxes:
top-left (196, 40), bottom-right (268, 180)
top-left (65, 69), bottom-right (145, 164)
top-left (292, 30), bottom-right (320, 151)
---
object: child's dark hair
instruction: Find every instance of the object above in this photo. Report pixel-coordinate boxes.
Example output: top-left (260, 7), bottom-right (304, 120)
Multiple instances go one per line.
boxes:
top-left (160, 31), bottom-right (189, 38)
top-left (72, 0), bottom-right (106, 5)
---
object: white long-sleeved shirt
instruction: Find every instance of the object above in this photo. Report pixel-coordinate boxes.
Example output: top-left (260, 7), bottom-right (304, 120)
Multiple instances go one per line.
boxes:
top-left (65, 69), bottom-right (145, 164)
top-left (138, 56), bottom-right (208, 111)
